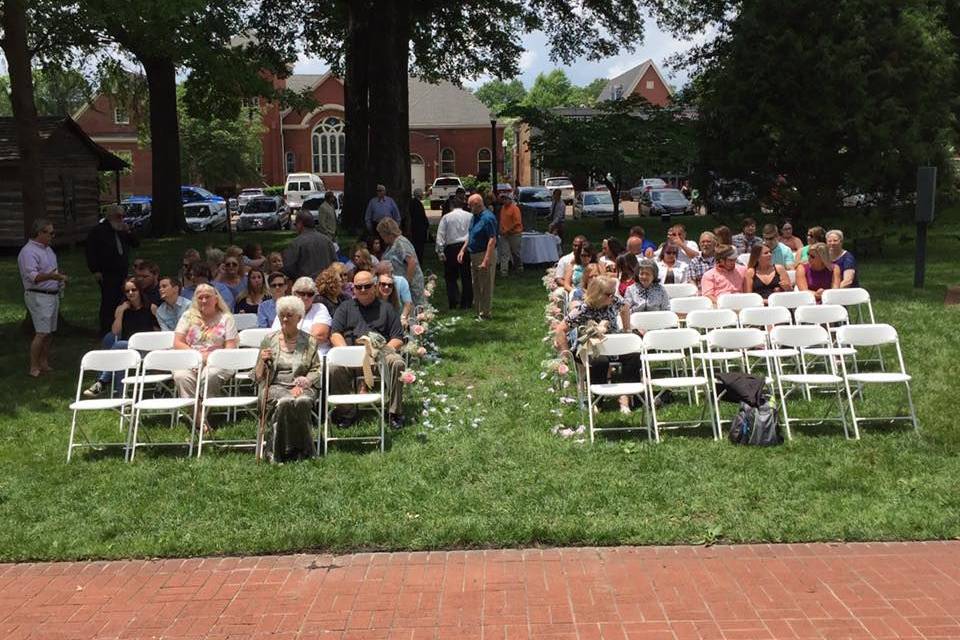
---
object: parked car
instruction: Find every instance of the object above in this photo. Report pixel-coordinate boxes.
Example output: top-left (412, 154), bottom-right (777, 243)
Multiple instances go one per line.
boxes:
top-left (574, 191), bottom-right (622, 218)
top-left (628, 178), bottom-right (668, 201)
top-left (639, 188), bottom-right (693, 216)
top-left (182, 185), bottom-right (227, 210)
top-left (428, 175), bottom-right (463, 209)
top-left (543, 176), bottom-right (575, 204)
top-left (184, 201), bottom-right (229, 232)
top-left (284, 173), bottom-right (326, 211)
top-left (121, 195), bottom-right (152, 232)
top-left (302, 191), bottom-right (344, 225)
top-left (237, 188), bottom-right (265, 210)
top-left (237, 196), bottom-right (290, 231)
top-left (516, 186), bottom-right (554, 219)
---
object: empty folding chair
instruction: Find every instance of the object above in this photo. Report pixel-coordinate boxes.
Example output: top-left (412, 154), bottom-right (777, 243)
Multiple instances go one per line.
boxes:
top-left (581, 333), bottom-right (648, 443)
top-left (630, 310), bottom-right (679, 333)
top-left (687, 308), bottom-right (740, 380)
top-left (196, 348), bottom-right (262, 458)
top-left (663, 282), bottom-right (697, 299)
top-left (642, 328), bottom-right (714, 441)
top-left (67, 349), bottom-right (141, 462)
top-left (769, 325), bottom-right (852, 440)
top-left (239, 328), bottom-right (274, 349)
top-left (670, 296), bottom-right (712, 321)
top-left (836, 324), bottom-right (918, 433)
top-left (822, 288), bottom-right (876, 324)
top-left (128, 349), bottom-right (204, 461)
top-left (740, 306), bottom-right (797, 371)
top-left (795, 305), bottom-right (852, 354)
top-left (323, 346), bottom-right (385, 454)
top-left (703, 328), bottom-right (769, 435)
top-left (768, 290), bottom-right (816, 312)
top-left (234, 313), bottom-right (260, 331)
top-left (717, 292), bottom-right (763, 315)
top-left (122, 331), bottom-right (176, 397)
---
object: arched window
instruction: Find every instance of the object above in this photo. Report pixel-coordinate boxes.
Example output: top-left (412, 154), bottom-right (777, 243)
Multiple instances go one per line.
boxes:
top-left (477, 148), bottom-right (492, 178)
top-left (311, 117), bottom-right (345, 175)
top-left (440, 148), bottom-right (455, 175)
top-left (285, 151), bottom-right (295, 175)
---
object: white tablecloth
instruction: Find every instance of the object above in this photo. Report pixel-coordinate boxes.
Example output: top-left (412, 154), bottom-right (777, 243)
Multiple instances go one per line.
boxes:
top-left (521, 232), bottom-right (561, 265)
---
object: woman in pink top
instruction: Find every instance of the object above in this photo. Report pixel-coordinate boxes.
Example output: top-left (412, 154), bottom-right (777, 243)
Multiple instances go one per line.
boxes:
top-left (700, 245), bottom-right (746, 304)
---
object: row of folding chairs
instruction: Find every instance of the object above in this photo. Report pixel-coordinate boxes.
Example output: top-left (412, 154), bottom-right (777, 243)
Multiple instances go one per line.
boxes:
top-left (579, 318), bottom-right (916, 445)
top-left (68, 332), bottom-right (387, 462)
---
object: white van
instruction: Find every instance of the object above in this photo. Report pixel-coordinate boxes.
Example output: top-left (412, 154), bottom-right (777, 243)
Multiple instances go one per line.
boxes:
top-left (284, 173), bottom-right (326, 211)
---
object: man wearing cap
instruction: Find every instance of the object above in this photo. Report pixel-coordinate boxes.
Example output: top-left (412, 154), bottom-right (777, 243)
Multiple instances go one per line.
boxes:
top-left (458, 194), bottom-right (498, 320)
top-left (497, 192), bottom-right (523, 276)
top-left (18, 219), bottom-right (67, 377)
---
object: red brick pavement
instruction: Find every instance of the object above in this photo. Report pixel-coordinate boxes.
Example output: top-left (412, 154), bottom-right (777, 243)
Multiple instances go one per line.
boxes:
top-left (1, 542), bottom-right (959, 639)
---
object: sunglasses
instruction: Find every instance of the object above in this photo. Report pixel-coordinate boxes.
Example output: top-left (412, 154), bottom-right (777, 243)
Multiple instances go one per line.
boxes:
top-left (294, 291), bottom-right (313, 298)
top-left (124, 288), bottom-right (138, 293)
top-left (354, 283), bottom-right (375, 291)
top-left (379, 282), bottom-right (394, 288)
top-left (270, 281), bottom-right (285, 288)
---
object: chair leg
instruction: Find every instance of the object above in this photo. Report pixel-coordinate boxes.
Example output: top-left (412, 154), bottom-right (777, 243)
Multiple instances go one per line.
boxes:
top-left (834, 383), bottom-right (851, 439)
top-left (587, 391), bottom-right (596, 443)
top-left (776, 376), bottom-right (791, 441)
top-left (196, 404), bottom-right (208, 458)
top-left (843, 379), bottom-right (860, 440)
top-left (67, 411), bottom-right (79, 462)
top-left (904, 382), bottom-right (919, 431)
top-left (128, 409), bottom-right (141, 462)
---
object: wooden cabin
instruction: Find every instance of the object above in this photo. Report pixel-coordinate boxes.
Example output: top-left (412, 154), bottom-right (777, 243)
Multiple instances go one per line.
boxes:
top-left (0, 116), bottom-right (127, 247)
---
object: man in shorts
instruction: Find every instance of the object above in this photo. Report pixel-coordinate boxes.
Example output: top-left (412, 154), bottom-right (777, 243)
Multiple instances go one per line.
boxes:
top-left (17, 219), bottom-right (67, 377)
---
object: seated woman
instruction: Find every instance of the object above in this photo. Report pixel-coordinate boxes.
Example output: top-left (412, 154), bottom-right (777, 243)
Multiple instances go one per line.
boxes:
top-left (271, 277), bottom-right (332, 353)
top-left (624, 258), bottom-right (671, 313)
top-left (615, 252), bottom-right (639, 296)
top-left (826, 229), bottom-right (859, 288)
top-left (266, 251), bottom-right (284, 274)
top-left (797, 226), bottom-right (826, 263)
top-left (744, 244), bottom-right (791, 302)
top-left (83, 277), bottom-right (159, 397)
top-left (315, 263), bottom-right (349, 317)
top-left (173, 284), bottom-right (238, 421)
top-left (215, 253), bottom-right (247, 301)
top-left (348, 245), bottom-right (377, 276)
top-left (235, 268), bottom-right (268, 315)
top-left (373, 261), bottom-right (413, 326)
top-left (572, 263), bottom-right (603, 303)
top-left (780, 220), bottom-right (803, 253)
top-left (368, 236), bottom-right (385, 261)
top-left (554, 277), bottom-right (636, 414)
top-left (255, 295), bottom-right (321, 463)
top-left (795, 242), bottom-right (840, 301)
top-left (656, 244), bottom-right (690, 284)
top-left (258, 272), bottom-right (287, 328)
top-left (563, 240), bottom-right (597, 293)
top-left (600, 237), bottom-right (623, 270)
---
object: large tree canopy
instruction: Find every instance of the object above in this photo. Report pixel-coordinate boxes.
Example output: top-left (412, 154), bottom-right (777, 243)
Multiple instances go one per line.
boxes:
top-left (0, 66), bottom-right (93, 117)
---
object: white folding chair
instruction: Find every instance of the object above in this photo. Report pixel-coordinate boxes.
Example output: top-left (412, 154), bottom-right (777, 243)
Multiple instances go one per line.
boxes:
top-left (582, 333), bottom-right (648, 443)
top-left (836, 324), bottom-right (918, 433)
top-left (786, 269), bottom-right (797, 288)
top-left (704, 328), bottom-right (769, 437)
top-left (822, 288), bottom-right (876, 324)
top-left (642, 328), bottom-right (714, 441)
top-left (717, 293), bottom-right (763, 315)
top-left (128, 349), bottom-right (203, 461)
top-left (769, 325), bottom-right (852, 440)
top-left (239, 328), bottom-right (274, 349)
top-left (670, 296), bottom-right (712, 320)
top-left (122, 331), bottom-right (176, 396)
top-left (67, 349), bottom-right (141, 462)
top-left (630, 310), bottom-right (679, 333)
top-left (739, 306), bottom-right (798, 370)
top-left (663, 283), bottom-right (697, 299)
top-left (768, 290), bottom-right (816, 311)
top-left (234, 313), bottom-right (259, 331)
top-left (323, 346), bottom-right (385, 454)
top-left (196, 348), bottom-right (262, 458)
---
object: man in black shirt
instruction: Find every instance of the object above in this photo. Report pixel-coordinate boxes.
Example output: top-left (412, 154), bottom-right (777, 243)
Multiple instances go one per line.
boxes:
top-left (86, 205), bottom-right (139, 334)
top-left (330, 270), bottom-right (406, 428)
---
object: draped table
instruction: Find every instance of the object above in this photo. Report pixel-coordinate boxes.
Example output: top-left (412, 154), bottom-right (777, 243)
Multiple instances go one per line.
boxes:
top-left (521, 232), bottom-right (561, 265)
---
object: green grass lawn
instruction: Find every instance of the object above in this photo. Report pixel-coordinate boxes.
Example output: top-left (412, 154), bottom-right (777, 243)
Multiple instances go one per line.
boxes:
top-left (0, 210), bottom-right (958, 562)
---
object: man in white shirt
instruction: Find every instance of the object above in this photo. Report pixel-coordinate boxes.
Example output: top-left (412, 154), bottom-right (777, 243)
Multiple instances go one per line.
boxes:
top-left (271, 277), bottom-right (332, 354)
top-left (435, 199), bottom-right (473, 309)
top-left (554, 235), bottom-right (586, 286)
top-left (655, 223), bottom-right (700, 264)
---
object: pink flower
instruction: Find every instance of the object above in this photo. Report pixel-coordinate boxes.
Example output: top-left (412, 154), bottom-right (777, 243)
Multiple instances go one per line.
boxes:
top-left (412, 324), bottom-right (426, 335)
top-left (417, 346), bottom-right (427, 356)
top-left (557, 363), bottom-right (569, 376)
top-left (400, 370), bottom-right (417, 384)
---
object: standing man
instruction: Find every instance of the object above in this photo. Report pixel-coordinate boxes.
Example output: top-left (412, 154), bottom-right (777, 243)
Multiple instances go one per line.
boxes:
top-left (364, 184), bottom-right (401, 234)
top-left (547, 188), bottom-right (565, 240)
top-left (18, 219), bottom-right (66, 377)
top-left (408, 187), bottom-right (430, 265)
top-left (458, 194), bottom-right (497, 320)
top-left (497, 192), bottom-right (523, 276)
top-left (442, 187), bottom-right (466, 216)
top-left (86, 204), bottom-right (138, 335)
top-left (435, 197), bottom-right (473, 310)
top-left (316, 191), bottom-right (338, 240)
top-left (283, 211), bottom-right (337, 279)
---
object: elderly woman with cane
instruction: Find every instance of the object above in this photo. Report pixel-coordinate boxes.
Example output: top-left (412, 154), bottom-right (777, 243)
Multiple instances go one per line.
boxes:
top-left (255, 295), bottom-right (322, 462)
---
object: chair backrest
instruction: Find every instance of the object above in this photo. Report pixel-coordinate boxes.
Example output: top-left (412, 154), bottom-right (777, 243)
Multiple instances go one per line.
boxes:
top-left (630, 311), bottom-right (679, 332)
top-left (706, 328), bottom-right (766, 351)
top-left (128, 330), bottom-right (175, 352)
top-left (325, 345), bottom-right (367, 368)
top-left (770, 325), bottom-right (831, 349)
top-left (594, 333), bottom-right (644, 358)
top-left (80, 349), bottom-right (141, 373)
top-left (787, 269), bottom-right (797, 287)
top-left (205, 348), bottom-right (260, 371)
top-left (239, 328), bottom-right (274, 349)
top-left (670, 296), bottom-right (712, 315)
top-left (717, 292), bottom-right (763, 312)
top-left (822, 287), bottom-right (870, 307)
top-left (768, 290), bottom-right (816, 309)
top-left (142, 348), bottom-right (203, 373)
top-left (643, 328), bottom-right (701, 352)
top-left (686, 308), bottom-right (738, 330)
top-left (739, 306), bottom-right (792, 328)
top-left (795, 304), bottom-right (848, 326)
top-left (663, 282), bottom-right (697, 299)
top-left (836, 323), bottom-right (899, 347)
top-left (234, 313), bottom-right (259, 331)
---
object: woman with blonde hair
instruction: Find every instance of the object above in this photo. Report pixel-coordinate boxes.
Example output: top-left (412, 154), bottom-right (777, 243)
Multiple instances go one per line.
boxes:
top-left (377, 217), bottom-right (425, 306)
top-left (315, 263), bottom-right (349, 316)
top-left (796, 242), bottom-right (840, 301)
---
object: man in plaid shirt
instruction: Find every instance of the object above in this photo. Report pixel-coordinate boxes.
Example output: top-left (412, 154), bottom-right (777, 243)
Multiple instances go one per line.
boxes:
top-left (688, 231), bottom-right (718, 292)
top-left (731, 217), bottom-right (762, 255)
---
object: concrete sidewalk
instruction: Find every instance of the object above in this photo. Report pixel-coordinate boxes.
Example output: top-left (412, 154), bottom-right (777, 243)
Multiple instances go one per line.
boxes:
top-left (1, 542), bottom-right (958, 639)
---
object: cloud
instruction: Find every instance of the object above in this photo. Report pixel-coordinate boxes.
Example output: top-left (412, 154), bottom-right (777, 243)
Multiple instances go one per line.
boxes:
top-left (519, 50), bottom-right (537, 73)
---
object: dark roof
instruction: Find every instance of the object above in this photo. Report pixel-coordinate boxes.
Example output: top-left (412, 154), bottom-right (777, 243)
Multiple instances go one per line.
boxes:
top-left (0, 116), bottom-right (128, 170)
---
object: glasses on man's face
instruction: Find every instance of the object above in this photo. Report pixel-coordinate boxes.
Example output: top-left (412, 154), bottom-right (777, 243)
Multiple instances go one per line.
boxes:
top-left (354, 283), bottom-right (374, 291)
top-left (270, 281), bottom-right (285, 289)
top-left (295, 291), bottom-right (313, 298)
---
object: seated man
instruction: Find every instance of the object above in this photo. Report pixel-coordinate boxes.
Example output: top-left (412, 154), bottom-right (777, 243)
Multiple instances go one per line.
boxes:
top-left (329, 270), bottom-right (406, 429)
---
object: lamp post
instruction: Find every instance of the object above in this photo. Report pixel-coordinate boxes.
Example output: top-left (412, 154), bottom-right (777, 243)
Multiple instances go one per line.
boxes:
top-left (501, 137), bottom-right (509, 181)
top-left (490, 115), bottom-right (498, 194)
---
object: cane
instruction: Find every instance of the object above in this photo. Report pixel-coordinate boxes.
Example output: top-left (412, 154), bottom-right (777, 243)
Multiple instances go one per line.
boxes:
top-left (255, 349), bottom-right (274, 463)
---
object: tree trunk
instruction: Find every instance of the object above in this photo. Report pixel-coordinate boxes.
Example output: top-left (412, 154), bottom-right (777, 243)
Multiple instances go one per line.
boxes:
top-left (141, 55), bottom-right (184, 236)
top-left (1, 0), bottom-right (48, 240)
top-left (367, 0), bottom-right (411, 230)
top-left (602, 175), bottom-right (621, 228)
top-left (342, 0), bottom-right (372, 234)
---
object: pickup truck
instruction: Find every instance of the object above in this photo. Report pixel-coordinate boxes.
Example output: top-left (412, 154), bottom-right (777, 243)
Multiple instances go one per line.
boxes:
top-left (544, 176), bottom-right (575, 205)
top-left (428, 176), bottom-right (463, 210)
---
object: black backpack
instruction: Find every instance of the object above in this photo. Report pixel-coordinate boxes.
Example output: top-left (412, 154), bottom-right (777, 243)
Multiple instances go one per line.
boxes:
top-left (729, 400), bottom-right (783, 446)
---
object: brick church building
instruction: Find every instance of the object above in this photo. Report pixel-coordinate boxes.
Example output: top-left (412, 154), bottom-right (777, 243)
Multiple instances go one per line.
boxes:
top-left (75, 72), bottom-right (505, 199)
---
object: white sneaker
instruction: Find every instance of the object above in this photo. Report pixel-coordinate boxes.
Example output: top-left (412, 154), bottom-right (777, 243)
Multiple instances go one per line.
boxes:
top-left (83, 381), bottom-right (103, 398)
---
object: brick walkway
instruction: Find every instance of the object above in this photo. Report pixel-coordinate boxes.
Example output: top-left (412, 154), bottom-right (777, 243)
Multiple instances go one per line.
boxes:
top-left (2, 542), bottom-right (959, 639)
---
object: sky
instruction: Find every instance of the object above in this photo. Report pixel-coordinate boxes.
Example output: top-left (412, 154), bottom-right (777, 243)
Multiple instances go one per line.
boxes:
top-left (293, 14), bottom-right (713, 91)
